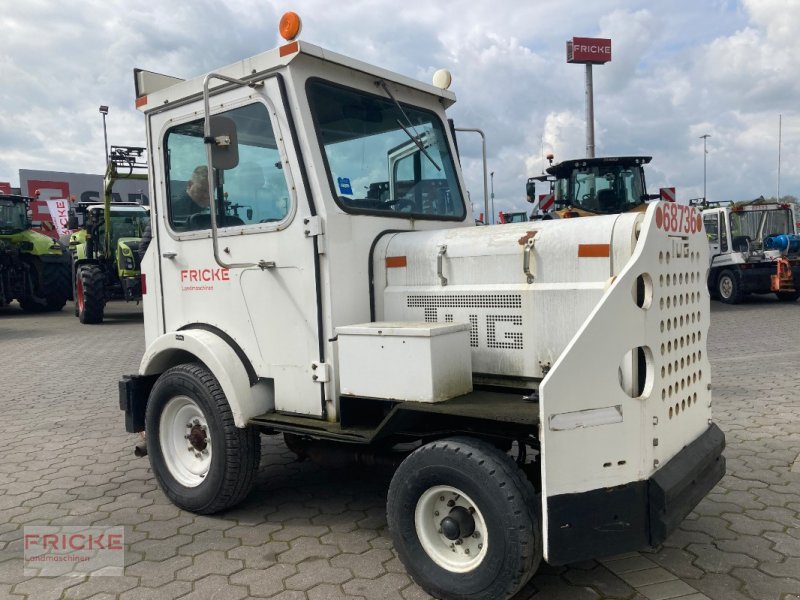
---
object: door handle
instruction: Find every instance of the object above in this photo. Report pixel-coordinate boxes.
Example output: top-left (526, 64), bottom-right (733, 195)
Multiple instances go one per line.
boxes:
top-left (162, 251), bottom-right (177, 259)
top-left (437, 245), bottom-right (448, 286)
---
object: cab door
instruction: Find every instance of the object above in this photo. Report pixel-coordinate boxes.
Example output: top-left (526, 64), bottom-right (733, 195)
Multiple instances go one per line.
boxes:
top-left (147, 78), bottom-right (326, 418)
top-left (703, 212), bottom-right (721, 260)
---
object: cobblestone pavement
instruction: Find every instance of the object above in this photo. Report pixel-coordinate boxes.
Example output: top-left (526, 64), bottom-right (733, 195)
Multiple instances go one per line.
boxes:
top-left (1, 296), bottom-right (799, 600)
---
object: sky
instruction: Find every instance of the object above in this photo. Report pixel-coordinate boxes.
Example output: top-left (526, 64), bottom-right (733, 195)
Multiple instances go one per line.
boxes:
top-left (1, 0), bottom-right (798, 217)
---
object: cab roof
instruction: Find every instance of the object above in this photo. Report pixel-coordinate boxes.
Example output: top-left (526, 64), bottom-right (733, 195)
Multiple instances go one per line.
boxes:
top-left (0, 194), bottom-right (32, 203)
top-left (135, 41), bottom-right (457, 114)
top-left (546, 156), bottom-right (652, 178)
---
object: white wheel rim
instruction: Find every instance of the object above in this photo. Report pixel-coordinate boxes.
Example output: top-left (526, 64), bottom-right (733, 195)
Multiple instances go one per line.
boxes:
top-left (414, 485), bottom-right (488, 573)
top-left (159, 396), bottom-right (211, 488)
top-left (720, 276), bottom-right (733, 299)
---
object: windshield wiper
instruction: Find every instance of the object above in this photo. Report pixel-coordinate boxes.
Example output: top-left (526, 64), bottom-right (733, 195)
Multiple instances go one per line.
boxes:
top-left (377, 80), bottom-right (440, 172)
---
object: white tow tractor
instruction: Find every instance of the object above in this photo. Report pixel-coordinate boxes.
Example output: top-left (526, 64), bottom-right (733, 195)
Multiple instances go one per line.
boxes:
top-left (697, 198), bottom-right (800, 304)
top-left (120, 14), bottom-right (725, 600)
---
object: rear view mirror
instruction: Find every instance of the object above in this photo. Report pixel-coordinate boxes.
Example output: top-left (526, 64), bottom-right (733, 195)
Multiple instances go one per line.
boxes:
top-left (525, 178), bottom-right (536, 203)
top-left (209, 116), bottom-right (239, 170)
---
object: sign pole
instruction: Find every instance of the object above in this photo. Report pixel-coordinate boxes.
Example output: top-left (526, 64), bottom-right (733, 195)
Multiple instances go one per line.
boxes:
top-left (566, 37), bottom-right (610, 159)
top-left (585, 64), bottom-right (595, 158)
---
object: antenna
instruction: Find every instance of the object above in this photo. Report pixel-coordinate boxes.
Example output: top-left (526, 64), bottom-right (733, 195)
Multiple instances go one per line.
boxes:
top-left (540, 135), bottom-right (544, 174)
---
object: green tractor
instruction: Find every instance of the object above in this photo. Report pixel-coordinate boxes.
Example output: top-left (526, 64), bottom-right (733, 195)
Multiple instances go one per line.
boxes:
top-left (69, 146), bottom-right (149, 324)
top-left (0, 194), bottom-right (71, 312)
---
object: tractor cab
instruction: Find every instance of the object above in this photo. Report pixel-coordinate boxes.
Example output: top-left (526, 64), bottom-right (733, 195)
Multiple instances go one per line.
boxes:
top-left (498, 211), bottom-right (529, 223)
top-left (0, 195), bottom-right (31, 234)
top-left (528, 156), bottom-right (655, 218)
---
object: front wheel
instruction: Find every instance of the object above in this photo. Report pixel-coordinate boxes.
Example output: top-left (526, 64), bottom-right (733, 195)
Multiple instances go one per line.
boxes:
top-left (145, 362), bottom-right (260, 514)
top-left (387, 437), bottom-right (541, 600)
top-left (76, 264), bottom-right (105, 323)
top-left (716, 270), bottom-right (742, 304)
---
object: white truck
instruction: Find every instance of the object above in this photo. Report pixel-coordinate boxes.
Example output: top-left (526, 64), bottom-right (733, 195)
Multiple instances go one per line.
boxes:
top-left (699, 199), bottom-right (800, 303)
top-left (120, 20), bottom-right (725, 600)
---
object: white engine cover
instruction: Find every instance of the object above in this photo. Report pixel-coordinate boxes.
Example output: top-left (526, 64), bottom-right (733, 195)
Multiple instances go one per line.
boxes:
top-left (372, 213), bottom-right (642, 380)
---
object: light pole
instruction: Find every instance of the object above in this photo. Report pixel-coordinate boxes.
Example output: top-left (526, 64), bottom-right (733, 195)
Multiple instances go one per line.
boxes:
top-left (700, 134), bottom-right (710, 201)
top-left (490, 171), bottom-right (495, 225)
top-left (99, 105), bottom-right (109, 169)
top-left (453, 127), bottom-right (489, 225)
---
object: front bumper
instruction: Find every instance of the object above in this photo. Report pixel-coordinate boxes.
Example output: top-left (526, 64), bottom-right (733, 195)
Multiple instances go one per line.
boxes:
top-left (119, 374), bottom-right (158, 433)
top-left (121, 276), bottom-right (142, 301)
top-left (546, 423), bottom-right (725, 565)
top-left (738, 262), bottom-right (800, 294)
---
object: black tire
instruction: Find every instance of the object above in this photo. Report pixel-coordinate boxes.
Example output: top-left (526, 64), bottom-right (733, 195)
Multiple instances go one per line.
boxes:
top-left (776, 290), bottom-right (800, 302)
top-left (41, 262), bottom-right (70, 311)
top-left (716, 270), bottom-right (742, 304)
top-left (387, 437), bottom-right (541, 600)
top-left (18, 259), bottom-right (70, 312)
top-left (145, 362), bottom-right (260, 514)
top-left (76, 264), bottom-right (105, 324)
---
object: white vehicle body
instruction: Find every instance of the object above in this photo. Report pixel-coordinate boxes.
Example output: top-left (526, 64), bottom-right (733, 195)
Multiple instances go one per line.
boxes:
top-left (120, 36), bottom-right (725, 600)
top-left (701, 202), bottom-right (800, 303)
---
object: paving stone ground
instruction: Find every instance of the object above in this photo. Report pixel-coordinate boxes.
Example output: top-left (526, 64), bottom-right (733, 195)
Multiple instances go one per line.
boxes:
top-left (0, 295), bottom-right (799, 599)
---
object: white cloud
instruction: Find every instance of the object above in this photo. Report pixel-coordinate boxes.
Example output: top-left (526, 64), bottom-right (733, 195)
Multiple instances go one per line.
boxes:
top-left (0, 0), bottom-right (797, 211)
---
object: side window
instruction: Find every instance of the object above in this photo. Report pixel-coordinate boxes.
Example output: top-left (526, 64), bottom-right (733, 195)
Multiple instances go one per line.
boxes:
top-left (703, 214), bottom-right (719, 244)
top-left (164, 102), bottom-right (290, 232)
top-left (719, 214), bottom-right (729, 252)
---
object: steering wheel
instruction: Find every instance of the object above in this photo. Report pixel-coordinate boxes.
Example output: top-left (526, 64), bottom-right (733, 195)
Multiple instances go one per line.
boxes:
top-left (393, 199), bottom-right (415, 212)
top-left (383, 198), bottom-right (415, 212)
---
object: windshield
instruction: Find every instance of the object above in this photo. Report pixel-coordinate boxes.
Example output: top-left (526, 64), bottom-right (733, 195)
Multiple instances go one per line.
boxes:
top-left (109, 210), bottom-right (149, 239)
top-left (558, 165), bottom-right (645, 214)
top-left (307, 79), bottom-right (465, 220)
top-left (0, 199), bottom-right (27, 233)
top-left (93, 208), bottom-right (150, 253)
top-left (729, 208), bottom-right (792, 241)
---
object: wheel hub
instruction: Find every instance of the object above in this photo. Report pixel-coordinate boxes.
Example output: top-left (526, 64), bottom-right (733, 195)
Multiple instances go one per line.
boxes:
top-left (187, 421), bottom-right (208, 452)
top-left (720, 277), bottom-right (732, 298)
top-left (159, 396), bottom-right (212, 487)
top-left (415, 485), bottom-right (488, 573)
top-left (440, 506), bottom-right (475, 540)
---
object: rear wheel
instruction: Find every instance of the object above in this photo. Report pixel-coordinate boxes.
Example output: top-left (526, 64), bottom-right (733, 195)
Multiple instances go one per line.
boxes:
top-left (76, 264), bottom-right (105, 324)
top-left (717, 270), bottom-right (742, 304)
top-left (145, 362), bottom-right (260, 514)
top-left (18, 259), bottom-right (70, 312)
top-left (41, 262), bottom-right (70, 311)
top-left (387, 437), bottom-right (541, 600)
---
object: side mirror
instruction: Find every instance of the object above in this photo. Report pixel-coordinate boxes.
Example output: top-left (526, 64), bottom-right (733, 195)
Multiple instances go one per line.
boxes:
top-left (68, 215), bottom-right (79, 229)
top-left (208, 116), bottom-right (239, 170)
top-left (525, 178), bottom-right (536, 203)
top-left (246, 208), bottom-right (253, 220)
